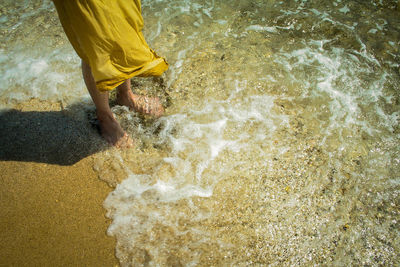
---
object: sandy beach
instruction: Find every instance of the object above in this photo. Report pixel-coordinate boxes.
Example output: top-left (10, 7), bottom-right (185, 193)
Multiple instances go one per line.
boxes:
top-left (0, 100), bottom-right (118, 266)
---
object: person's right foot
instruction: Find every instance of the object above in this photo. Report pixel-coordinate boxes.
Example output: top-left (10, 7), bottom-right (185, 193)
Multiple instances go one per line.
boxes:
top-left (116, 90), bottom-right (164, 117)
top-left (97, 112), bottom-right (134, 148)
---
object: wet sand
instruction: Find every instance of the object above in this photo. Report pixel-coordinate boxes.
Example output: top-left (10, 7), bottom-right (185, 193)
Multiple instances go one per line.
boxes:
top-left (0, 159), bottom-right (118, 266)
top-left (0, 99), bottom-right (118, 266)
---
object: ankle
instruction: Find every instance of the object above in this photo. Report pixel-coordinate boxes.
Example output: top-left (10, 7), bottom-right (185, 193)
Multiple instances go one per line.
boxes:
top-left (117, 88), bottom-right (132, 99)
top-left (96, 109), bottom-right (115, 122)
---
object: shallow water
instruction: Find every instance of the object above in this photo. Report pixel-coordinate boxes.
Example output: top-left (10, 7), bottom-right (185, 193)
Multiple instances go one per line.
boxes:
top-left (1, 0), bottom-right (399, 266)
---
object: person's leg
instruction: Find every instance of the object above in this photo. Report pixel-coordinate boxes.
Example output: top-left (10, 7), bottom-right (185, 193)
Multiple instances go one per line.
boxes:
top-left (116, 79), bottom-right (164, 117)
top-left (82, 60), bottom-right (133, 147)
top-left (115, 79), bottom-right (135, 109)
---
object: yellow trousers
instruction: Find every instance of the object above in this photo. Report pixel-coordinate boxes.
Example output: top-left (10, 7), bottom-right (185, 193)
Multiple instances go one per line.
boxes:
top-left (52, 0), bottom-right (168, 91)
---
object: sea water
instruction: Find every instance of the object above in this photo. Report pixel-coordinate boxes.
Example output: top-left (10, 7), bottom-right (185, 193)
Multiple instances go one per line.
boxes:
top-left (0, 0), bottom-right (87, 107)
top-left (1, 0), bottom-right (399, 266)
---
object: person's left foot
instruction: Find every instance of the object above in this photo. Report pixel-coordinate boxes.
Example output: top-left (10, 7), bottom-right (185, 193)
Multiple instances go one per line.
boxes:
top-left (116, 90), bottom-right (164, 118)
top-left (97, 111), bottom-right (134, 148)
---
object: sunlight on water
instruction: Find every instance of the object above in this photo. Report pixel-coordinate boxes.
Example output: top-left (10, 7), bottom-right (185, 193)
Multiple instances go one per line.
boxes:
top-left (1, 0), bottom-right (399, 266)
top-left (0, 0), bottom-right (87, 107)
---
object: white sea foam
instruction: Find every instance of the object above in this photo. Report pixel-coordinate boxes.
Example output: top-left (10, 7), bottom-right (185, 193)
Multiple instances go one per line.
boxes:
top-left (339, 5), bottom-right (350, 14)
top-left (274, 40), bottom-right (396, 142)
top-left (0, 45), bottom-right (87, 105)
top-left (102, 3), bottom-right (400, 262)
top-left (368, 28), bottom-right (378, 34)
top-left (107, 1), bottom-right (400, 265)
top-left (104, 87), bottom-right (289, 264)
top-left (246, 25), bottom-right (278, 33)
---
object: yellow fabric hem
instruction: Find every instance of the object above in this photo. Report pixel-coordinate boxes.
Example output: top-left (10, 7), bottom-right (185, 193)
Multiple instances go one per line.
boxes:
top-left (96, 57), bottom-right (168, 92)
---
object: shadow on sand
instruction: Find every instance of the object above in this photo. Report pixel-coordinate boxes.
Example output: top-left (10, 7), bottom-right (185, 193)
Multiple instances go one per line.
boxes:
top-left (0, 105), bottom-right (107, 165)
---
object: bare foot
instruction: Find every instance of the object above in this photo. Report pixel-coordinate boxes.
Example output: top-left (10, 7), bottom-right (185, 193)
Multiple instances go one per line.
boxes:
top-left (116, 90), bottom-right (164, 117)
top-left (114, 132), bottom-right (134, 149)
top-left (97, 112), bottom-right (134, 148)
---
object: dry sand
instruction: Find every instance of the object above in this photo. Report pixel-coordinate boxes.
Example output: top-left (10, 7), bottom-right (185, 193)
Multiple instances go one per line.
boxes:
top-left (0, 99), bottom-right (118, 266)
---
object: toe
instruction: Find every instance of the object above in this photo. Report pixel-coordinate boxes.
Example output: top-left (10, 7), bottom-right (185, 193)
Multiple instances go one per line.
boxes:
top-left (115, 133), bottom-right (134, 149)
